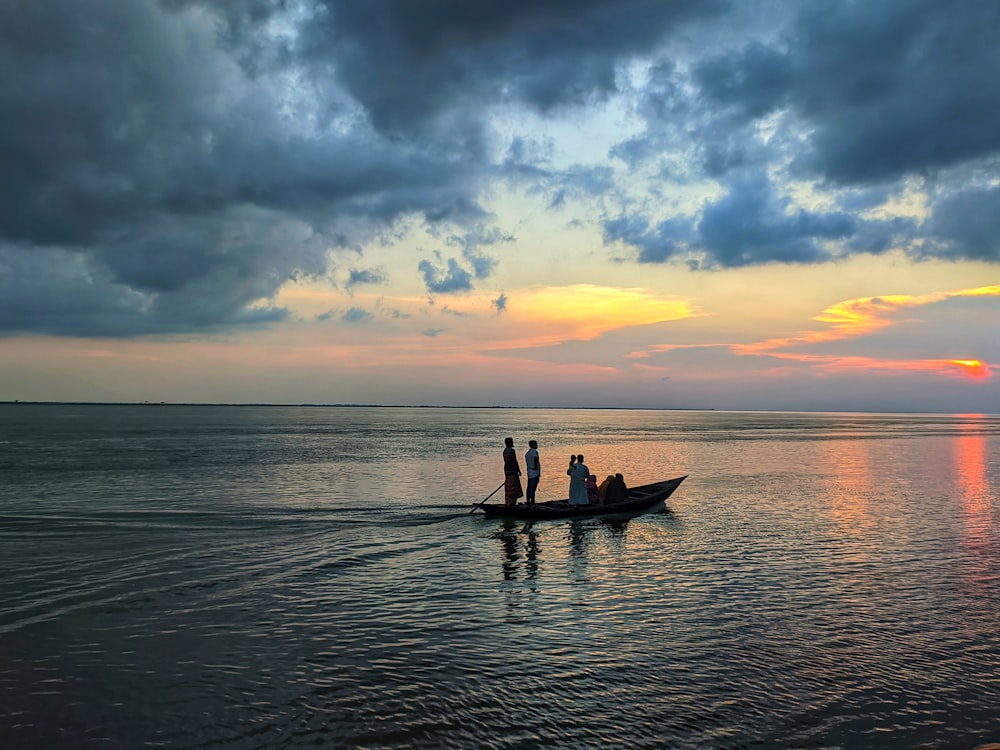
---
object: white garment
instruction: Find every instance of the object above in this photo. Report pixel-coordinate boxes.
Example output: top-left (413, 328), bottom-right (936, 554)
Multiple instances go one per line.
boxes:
top-left (525, 448), bottom-right (540, 478)
top-left (567, 462), bottom-right (589, 505)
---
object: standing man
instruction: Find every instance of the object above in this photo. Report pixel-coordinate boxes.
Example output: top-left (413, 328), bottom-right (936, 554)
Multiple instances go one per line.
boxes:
top-left (524, 439), bottom-right (541, 505)
top-left (502, 437), bottom-right (523, 506)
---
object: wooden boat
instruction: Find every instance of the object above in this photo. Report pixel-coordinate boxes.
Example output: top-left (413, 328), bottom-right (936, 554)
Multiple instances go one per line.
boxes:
top-left (478, 475), bottom-right (687, 520)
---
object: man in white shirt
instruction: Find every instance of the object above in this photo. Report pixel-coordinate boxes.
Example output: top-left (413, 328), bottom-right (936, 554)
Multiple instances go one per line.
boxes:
top-left (524, 439), bottom-right (540, 505)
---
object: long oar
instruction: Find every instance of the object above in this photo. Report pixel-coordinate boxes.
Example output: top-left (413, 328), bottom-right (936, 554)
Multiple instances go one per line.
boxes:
top-left (470, 481), bottom-right (505, 514)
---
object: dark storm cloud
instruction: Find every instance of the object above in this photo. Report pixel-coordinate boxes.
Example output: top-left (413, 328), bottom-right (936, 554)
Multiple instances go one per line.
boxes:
top-left (925, 186), bottom-right (1000, 262)
top-left (789, 1), bottom-right (1000, 185)
top-left (300, 0), bottom-right (726, 133)
top-left (694, 42), bottom-right (793, 122)
top-left (0, 0), bottom-right (493, 336)
top-left (0, 242), bottom-right (288, 337)
top-left (691, 1), bottom-right (1000, 185)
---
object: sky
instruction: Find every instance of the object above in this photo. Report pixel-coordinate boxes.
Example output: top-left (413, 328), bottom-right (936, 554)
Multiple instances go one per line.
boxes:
top-left (1, 0), bottom-right (998, 412)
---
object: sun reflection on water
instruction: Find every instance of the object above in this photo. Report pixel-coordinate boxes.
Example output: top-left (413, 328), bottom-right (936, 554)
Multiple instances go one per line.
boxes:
top-left (821, 438), bottom-right (877, 538)
top-left (954, 415), bottom-right (995, 597)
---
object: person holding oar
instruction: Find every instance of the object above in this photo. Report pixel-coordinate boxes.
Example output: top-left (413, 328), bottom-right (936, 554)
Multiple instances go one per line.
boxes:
top-left (469, 436), bottom-right (527, 513)
top-left (502, 436), bottom-right (524, 506)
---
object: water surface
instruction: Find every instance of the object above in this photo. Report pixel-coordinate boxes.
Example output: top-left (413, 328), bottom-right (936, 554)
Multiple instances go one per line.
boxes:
top-left (2, 405), bottom-right (999, 748)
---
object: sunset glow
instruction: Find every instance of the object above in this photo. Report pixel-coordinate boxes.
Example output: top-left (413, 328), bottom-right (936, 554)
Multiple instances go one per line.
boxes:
top-left (950, 360), bottom-right (991, 379)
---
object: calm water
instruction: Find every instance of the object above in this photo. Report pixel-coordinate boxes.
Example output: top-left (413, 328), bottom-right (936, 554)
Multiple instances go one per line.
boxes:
top-left (1, 404), bottom-right (999, 749)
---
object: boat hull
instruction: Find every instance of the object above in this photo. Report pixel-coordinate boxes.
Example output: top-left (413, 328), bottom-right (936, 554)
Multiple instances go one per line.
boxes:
top-left (479, 475), bottom-right (686, 520)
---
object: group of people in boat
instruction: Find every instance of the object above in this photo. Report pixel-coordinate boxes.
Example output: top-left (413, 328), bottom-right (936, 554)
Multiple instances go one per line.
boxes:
top-left (502, 436), bottom-right (627, 507)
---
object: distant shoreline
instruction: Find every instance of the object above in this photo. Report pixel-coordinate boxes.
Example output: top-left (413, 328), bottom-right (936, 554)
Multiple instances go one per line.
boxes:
top-left (0, 400), bottom-right (714, 411)
top-left (1, 401), bottom-right (993, 415)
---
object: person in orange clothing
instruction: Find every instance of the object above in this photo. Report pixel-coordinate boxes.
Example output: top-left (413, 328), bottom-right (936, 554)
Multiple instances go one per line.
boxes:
top-left (502, 436), bottom-right (523, 506)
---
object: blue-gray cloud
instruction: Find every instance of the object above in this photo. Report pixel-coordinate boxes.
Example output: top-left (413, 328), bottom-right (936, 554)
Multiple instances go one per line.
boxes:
top-left (346, 267), bottom-right (389, 289)
top-left (418, 257), bottom-right (473, 294)
top-left (611, 0), bottom-right (1000, 265)
top-left (924, 186), bottom-right (1000, 262)
top-left (341, 307), bottom-right (373, 323)
top-left (605, 174), bottom-right (915, 269)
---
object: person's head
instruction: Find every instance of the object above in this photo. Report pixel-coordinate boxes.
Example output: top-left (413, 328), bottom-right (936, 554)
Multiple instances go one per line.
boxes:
top-left (577, 454), bottom-right (584, 462)
top-left (504, 437), bottom-right (513, 447)
top-left (528, 440), bottom-right (537, 449)
top-left (615, 473), bottom-right (623, 480)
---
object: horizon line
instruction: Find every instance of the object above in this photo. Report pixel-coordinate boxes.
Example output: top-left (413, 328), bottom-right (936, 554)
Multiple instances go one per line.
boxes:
top-left (1, 401), bottom-right (995, 416)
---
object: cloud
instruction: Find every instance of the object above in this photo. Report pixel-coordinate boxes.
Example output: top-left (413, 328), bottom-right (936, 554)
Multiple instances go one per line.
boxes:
top-left (788, 1), bottom-right (1000, 184)
top-left (0, 236), bottom-right (291, 338)
top-left (341, 307), bottom-right (373, 324)
top-left (3, 0), bottom-right (999, 339)
top-left (605, 174), bottom-right (908, 269)
top-left (499, 285), bottom-right (695, 347)
top-left (606, 0), bottom-right (1000, 268)
top-left (297, 0), bottom-right (727, 133)
top-left (434, 225), bottom-right (513, 282)
top-left (0, 0), bottom-right (491, 336)
top-left (695, 176), bottom-right (856, 267)
top-left (493, 294), bottom-right (508, 315)
top-left (728, 284), bottom-right (1000, 380)
top-left (925, 186), bottom-right (1000, 262)
top-left (686, 1), bottom-right (1000, 185)
top-left (418, 256), bottom-right (474, 294)
top-left (346, 267), bottom-right (389, 289)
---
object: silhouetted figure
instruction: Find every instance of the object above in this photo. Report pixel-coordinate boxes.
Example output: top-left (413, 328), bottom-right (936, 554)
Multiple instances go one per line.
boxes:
top-left (604, 473), bottom-right (629, 505)
top-left (502, 437), bottom-right (523, 506)
top-left (524, 439), bottom-right (540, 505)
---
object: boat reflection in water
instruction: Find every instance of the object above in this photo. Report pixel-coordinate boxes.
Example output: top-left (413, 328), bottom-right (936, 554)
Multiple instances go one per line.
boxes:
top-left (493, 508), bottom-right (658, 592)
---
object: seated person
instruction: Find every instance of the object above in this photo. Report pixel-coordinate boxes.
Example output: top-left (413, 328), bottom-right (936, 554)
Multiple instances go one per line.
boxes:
top-left (597, 474), bottom-right (614, 503)
top-left (604, 473), bottom-right (629, 505)
top-left (585, 474), bottom-right (601, 504)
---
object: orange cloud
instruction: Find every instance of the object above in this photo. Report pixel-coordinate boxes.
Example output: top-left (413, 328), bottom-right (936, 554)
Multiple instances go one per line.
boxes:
top-left (626, 284), bottom-right (997, 384)
top-left (723, 285), bottom-right (997, 381)
top-left (508, 285), bottom-right (695, 340)
top-left (950, 360), bottom-right (991, 380)
top-left (435, 285), bottom-right (699, 351)
top-left (735, 284), bottom-right (1000, 357)
top-left (732, 350), bottom-right (992, 384)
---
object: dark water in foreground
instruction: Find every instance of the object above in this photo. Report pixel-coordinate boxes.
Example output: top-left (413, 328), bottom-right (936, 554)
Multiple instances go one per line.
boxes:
top-left (1, 404), bottom-right (999, 749)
